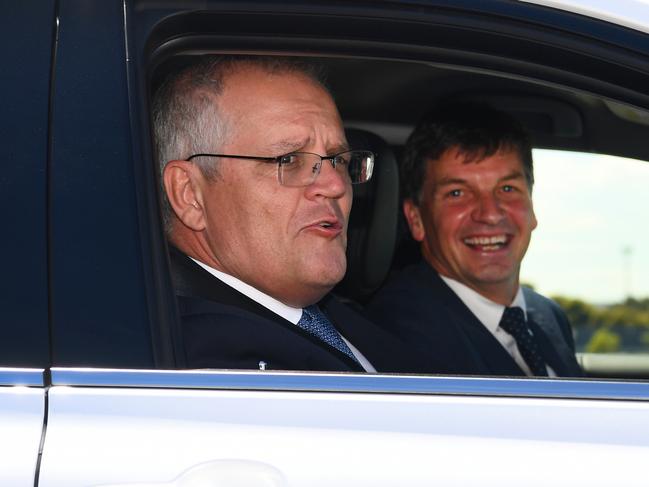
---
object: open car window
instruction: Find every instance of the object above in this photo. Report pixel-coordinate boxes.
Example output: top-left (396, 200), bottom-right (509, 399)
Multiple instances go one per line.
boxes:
top-left (107, 0), bottom-right (649, 384)
top-left (524, 148), bottom-right (649, 377)
top-left (148, 54), bottom-right (649, 380)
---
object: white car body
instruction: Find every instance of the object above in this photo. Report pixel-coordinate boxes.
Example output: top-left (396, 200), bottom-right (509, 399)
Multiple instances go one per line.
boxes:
top-left (3, 0), bottom-right (649, 485)
top-left (31, 369), bottom-right (649, 486)
top-left (523, 0), bottom-right (649, 34)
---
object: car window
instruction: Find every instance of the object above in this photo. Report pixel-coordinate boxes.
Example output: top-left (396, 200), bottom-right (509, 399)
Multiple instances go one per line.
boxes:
top-left (136, 0), bottom-right (649, 382)
top-left (147, 72), bottom-right (649, 379)
top-left (523, 148), bottom-right (649, 376)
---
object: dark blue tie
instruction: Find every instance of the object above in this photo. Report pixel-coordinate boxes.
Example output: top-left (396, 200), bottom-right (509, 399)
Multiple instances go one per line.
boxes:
top-left (499, 307), bottom-right (548, 376)
top-left (298, 305), bottom-right (358, 363)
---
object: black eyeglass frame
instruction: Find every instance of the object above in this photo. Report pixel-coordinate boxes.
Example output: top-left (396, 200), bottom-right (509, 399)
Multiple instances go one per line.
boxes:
top-left (185, 149), bottom-right (375, 186)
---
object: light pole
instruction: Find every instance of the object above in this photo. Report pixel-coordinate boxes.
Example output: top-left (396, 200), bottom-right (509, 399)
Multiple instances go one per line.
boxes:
top-left (622, 245), bottom-right (633, 300)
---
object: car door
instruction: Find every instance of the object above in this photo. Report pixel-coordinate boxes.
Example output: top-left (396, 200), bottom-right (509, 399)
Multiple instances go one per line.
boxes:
top-left (0, 1), bottom-right (54, 484)
top-left (36, 0), bottom-right (649, 485)
top-left (38, 369), bottom-right (649, 486)
top-left (0, 370), bottom-right (45, 486)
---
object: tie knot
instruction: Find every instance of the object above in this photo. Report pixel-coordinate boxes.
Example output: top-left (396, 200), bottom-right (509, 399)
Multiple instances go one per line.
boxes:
top-left (499, 306), bottom-right (527, 335)
top-left (499, 306), bottom-right (548, 376)
top-left (303, 305), bottom-right (323, 321)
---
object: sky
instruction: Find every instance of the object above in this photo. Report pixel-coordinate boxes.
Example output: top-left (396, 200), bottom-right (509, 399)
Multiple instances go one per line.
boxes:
top-left (520, 149), bottom-right (649, 305)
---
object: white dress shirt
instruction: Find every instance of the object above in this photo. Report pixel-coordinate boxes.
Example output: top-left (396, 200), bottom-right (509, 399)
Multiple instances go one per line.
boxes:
top-left (191, 258), bottom-right (376, 372)
top-left (439, 274), bottom-right (555, 376)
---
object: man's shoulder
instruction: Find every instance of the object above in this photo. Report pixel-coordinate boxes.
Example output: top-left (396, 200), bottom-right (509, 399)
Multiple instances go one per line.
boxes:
top-left (169, 247), bottom-right (280, 317)
top-left (369, 261), bottom-right (442, 302)
top-left (366, 261), bottom-right (454, 322)
top-left (365, 261), bottom-right (459, 337)
top-left (323, 293), bottom-right (426, 373)
top-left (177, 291), bottom-right (367, 371)
top-left (169, 247), bottom-right (298, 337)
top-left (522, 285), bottom-right (576, 348)
top-left (522, 286), bottom-right (568, 321)
top-left (176, 293), bottom-right (271, 322)
top-left (322, 293), bottom-right (392, 338)
top-left (168, 246), bottom-right (219, 299)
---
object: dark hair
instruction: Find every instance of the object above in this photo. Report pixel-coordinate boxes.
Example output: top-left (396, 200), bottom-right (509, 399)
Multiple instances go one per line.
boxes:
top-left (400, 102), bottom-right (533, 203)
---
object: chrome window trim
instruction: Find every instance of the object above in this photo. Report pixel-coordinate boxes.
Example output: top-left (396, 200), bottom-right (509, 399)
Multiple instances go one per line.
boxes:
top-left (520, 0), bottom-right (649, 36)
top-left (0, 368), bottom-right (45, 387)
top-left (51, 368), bottom-right (649, 401)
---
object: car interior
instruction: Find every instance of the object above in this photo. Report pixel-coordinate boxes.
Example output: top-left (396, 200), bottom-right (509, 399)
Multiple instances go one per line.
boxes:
top-left (146, 8), bottom-right (649, 378)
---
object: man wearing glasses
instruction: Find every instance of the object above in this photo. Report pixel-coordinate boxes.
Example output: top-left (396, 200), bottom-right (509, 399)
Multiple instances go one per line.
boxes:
top-left (153, 55), bottom-right (403, 372)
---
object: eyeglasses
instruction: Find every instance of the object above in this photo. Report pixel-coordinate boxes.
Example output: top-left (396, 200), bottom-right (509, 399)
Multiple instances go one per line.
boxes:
top-left (186, 150), bottom-right (375, 187)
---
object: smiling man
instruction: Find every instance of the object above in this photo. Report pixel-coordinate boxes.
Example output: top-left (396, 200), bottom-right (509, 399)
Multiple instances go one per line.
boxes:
top-left (153, 55), bottom-right (403, 372)
top-left (368, 102), bottom-right (582, 377)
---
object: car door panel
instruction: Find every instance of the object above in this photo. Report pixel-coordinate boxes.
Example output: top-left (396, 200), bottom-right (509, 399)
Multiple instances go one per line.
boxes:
top-left (0, 370), bottom-right (46, 486)
top-left (39, 369), bottom-right (649, 486)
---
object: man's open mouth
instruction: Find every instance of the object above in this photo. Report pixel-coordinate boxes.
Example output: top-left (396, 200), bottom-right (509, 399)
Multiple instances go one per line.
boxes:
top-left (463, 234), bottom-right (509, 251)
top-left (312, 216), bottom-right (343, 231)
top-left (306, 218), bottom-right (343, 236)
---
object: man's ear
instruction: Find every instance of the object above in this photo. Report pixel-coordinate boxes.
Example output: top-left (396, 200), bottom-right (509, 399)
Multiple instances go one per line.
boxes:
top-left (163, 160), bottom-right (206, 232)
top-left (403, 199), bottom-right (425, 242)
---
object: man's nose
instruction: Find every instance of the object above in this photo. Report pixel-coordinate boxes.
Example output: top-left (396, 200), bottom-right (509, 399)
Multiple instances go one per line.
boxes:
top-left (305, 158), bottom-right (349, 199)
top-left (472, 193), bottom-right (505, 224)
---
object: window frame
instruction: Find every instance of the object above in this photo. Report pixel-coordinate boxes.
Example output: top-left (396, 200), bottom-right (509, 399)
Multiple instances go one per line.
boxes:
top-left (118, 0), bottom-right (649, 390)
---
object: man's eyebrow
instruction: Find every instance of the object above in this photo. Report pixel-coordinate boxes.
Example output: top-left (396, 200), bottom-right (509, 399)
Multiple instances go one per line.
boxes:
top-left (268, 139), bottom-right (350, 155)
top-left (435, 177), bottom-right (468, 187)
top-left (500, 170), bottom-right (526, 182)
top-left (435, 171), bottom-right (525, 187)
top-left (329, 142), bottom-right (350, 154)
top-left (268, 139), bottom-right (308, 154)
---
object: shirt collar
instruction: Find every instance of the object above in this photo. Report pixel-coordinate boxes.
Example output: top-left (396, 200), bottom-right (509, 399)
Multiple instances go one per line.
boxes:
top-left (190, 258), bottom-right (303, 324)
top-left (438, 274), bottom-right (527, 335)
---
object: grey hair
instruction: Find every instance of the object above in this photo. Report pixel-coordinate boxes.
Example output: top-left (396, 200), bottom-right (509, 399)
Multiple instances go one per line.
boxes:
top-left (152, 57), bottom-right (229, 234)
top-left (151, 55), bottom-right (326, 234)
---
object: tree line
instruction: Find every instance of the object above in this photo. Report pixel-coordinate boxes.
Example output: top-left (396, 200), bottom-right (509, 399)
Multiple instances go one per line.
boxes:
top-left (552, 296), bottom-right (649, 353)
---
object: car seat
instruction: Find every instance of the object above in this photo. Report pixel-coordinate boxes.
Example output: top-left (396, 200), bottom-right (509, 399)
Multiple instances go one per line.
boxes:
top-left (334, 128), bottom-right (399, 304)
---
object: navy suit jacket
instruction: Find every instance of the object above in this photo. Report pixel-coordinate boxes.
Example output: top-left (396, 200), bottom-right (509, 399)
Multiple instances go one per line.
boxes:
top-left (170, 248), bottom-right (412, 372)
top-left (366, 261), bottom-right (583, 377)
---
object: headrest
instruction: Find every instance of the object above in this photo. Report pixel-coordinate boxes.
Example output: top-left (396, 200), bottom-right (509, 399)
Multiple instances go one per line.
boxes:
top-left (334, 128), bottom-right (399, 303)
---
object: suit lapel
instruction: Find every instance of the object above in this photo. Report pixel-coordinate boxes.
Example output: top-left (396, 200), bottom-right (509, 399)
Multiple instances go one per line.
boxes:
top-left (321, 294), bottom-right (413, 371)
top-left (422, 264), bottom-right (526, 376)
top-left (169, 247), bottom-right (363, 370)
top-left (526, 316), bottom-right (568, 375)
top-left (523, 287), bottom-right (583, 376)
top-left (170, 246), bottom-right (287, 324)
top-left (525, 309), bottom-right (576, 377)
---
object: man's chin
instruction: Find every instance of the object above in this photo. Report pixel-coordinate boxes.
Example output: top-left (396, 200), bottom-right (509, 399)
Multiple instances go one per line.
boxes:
top-left (293, 245), bottom-right (347, 289)
top-left (309, 258), bottom-right (347, 288)
top-left (319, 262), bottom-right (347, 287)
top-left (291, 270), bottom-right (345, 307)
top-left (471, 267), bottom-right (519, 290)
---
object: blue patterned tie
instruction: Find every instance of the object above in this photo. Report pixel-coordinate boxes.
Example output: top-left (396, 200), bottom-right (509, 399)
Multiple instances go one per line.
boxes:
top-left (499, 306), bottom-right (548, 376)
top-left (298, 305), bottom-right (358, 363)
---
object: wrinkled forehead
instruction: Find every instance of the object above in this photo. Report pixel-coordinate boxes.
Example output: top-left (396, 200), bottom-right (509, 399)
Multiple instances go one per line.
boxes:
top-left (423, 145), bottom-right (528, 188)
top-left (442, 144), bottom-right (523, 166)
top-left (221, 64), bottom-right (335, 112)
top-left (219, 66), bottom-right (346, 150)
